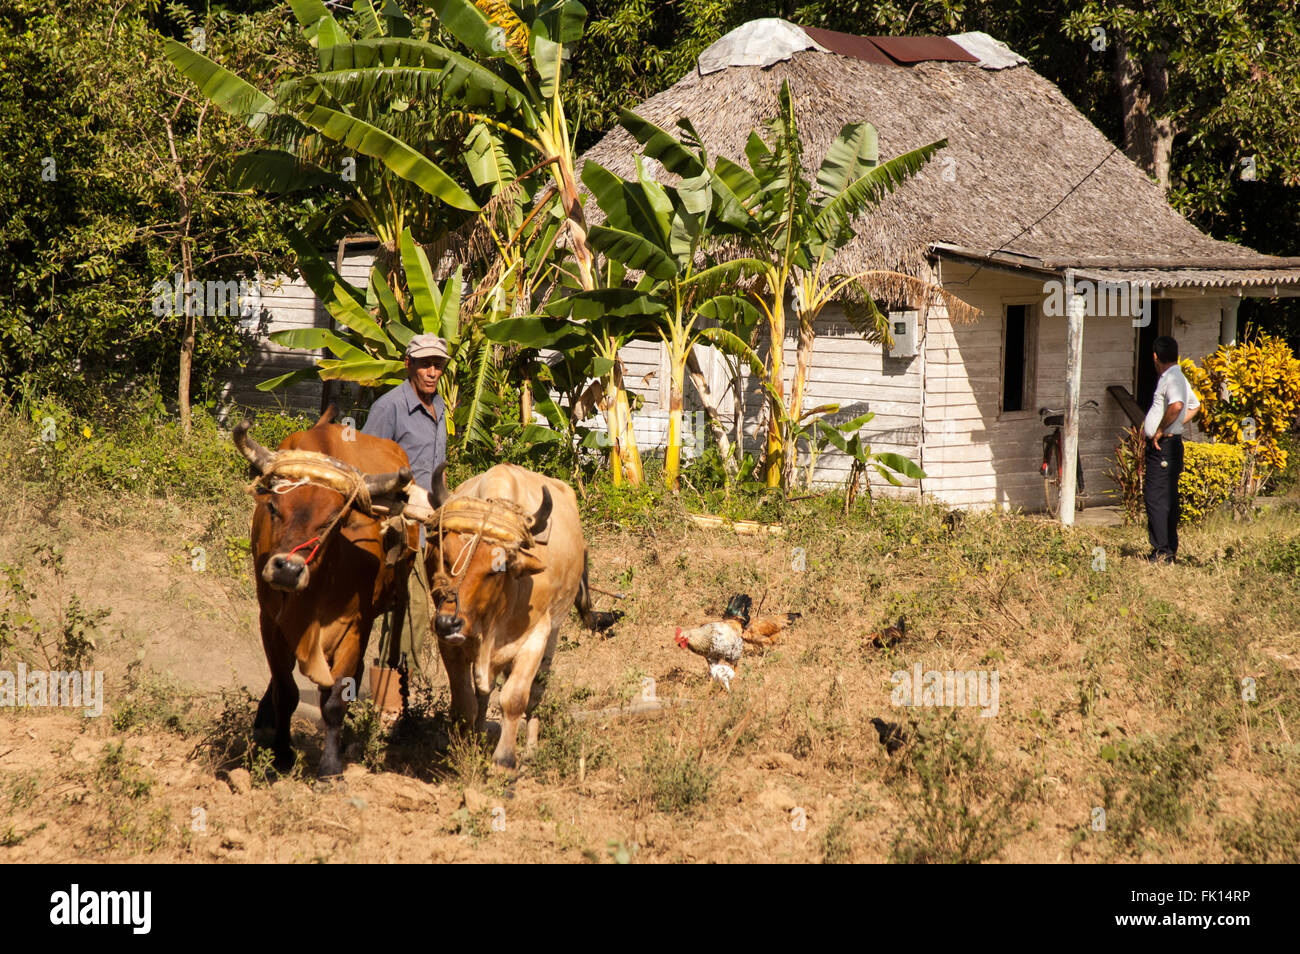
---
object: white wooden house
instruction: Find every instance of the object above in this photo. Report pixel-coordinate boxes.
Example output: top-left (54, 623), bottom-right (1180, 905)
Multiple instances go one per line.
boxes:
top-left (579, 20), bottom-right (1300, 513)
top-left (230, 20), bottom-right (1300, 516)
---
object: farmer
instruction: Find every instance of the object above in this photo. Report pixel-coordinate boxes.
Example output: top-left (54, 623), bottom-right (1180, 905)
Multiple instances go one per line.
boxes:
top-left (362, 333), bottom-right (449, 706)
top-left (1143, 335), bottom-right (1193, 564)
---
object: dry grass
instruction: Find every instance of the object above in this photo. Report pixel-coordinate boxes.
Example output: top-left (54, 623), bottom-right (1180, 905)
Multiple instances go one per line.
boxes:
top-left (1, 469), bottom-right (1298, 863)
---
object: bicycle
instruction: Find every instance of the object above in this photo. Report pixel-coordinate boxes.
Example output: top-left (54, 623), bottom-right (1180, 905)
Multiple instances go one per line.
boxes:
top-left (1039, 399), bottom-right (1099, 517)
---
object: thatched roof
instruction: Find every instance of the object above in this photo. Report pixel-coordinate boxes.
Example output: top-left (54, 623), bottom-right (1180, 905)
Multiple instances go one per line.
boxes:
top-left (580, 22), bottom-right (1300, 294)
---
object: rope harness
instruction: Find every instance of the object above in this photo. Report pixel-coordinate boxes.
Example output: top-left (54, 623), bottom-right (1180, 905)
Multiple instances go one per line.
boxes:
top-left (426, 496), bottom-right (535, 625)
top-left (247, 451), bottom-right (379, 565)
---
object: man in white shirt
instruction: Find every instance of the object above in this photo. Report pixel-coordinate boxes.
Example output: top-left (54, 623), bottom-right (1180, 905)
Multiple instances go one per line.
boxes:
top-left (1142, 336), bottom-right (1192, 563)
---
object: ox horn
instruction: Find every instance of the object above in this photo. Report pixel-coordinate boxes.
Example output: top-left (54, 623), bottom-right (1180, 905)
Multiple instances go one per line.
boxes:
top-left (430, 462), bottom-right (451, 509)
top-left (233, 418), bottom-right (276, 475)
top-left (364, 466), bottom-right (413, 499)
top-left (315, 403), bottom-right (340, 427)
top-left (529, 486), bottom-right (553, 537)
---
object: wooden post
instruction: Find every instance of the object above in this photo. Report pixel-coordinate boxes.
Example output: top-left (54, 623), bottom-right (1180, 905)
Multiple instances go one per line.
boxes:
top-left (320, 237), bottom-right (348, 416)
top-left (1060, 270), bottom-right (1084, 525)
top-left (1220, 297), bottom-right (1241, 347)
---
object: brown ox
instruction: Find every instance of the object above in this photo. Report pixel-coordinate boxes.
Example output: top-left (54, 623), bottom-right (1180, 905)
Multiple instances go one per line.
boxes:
top-left (427, 462), bottom-right (613, 769)
top-left (236, 409), bottom-right (414, 777)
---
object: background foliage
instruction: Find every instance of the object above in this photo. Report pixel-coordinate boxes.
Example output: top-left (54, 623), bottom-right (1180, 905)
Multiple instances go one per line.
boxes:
top-left (2, 0), bottom-right (1298, 442)
top-left (0, 0), bottom-right (306, 411)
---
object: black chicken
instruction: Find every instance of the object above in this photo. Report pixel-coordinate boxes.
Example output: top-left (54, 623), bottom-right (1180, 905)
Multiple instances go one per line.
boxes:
top-left (870, 717), bottom-right (910, 755)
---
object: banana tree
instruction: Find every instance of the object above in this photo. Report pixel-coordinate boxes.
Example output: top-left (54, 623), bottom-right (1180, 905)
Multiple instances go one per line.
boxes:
top-left (264, 225), bottom-right (508, 445)
top-left (164, 0), bottom-right (618, 460)
top-left (431, 0), bottom-right (648, 483)
top-left (163, 0), bottom-right (481, 289)
top-left (578, 145), bottom-right (766, 489)
top-left (809, 412), bottom-right (925, 513)
top-left (167, 0), bottom-right (648, 483)
top-left (280, 0), bottom-right (649, 481)
top-left (482, 285), bottom-right (663, 461)
top-left (625, 81), bottom-right (978, 488)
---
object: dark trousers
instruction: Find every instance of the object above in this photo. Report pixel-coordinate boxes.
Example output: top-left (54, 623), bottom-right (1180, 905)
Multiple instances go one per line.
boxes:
top-left (1144, 434), bottom-right (1184, 557)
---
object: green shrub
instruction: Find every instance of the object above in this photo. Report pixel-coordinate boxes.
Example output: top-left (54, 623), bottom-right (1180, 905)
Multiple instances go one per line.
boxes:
top-left (1180, 441), bottom-right (1245, 522)
top-left (1262, 534), bottom-right (1300, 576)
top-left (1110, 434), bottom-right (1249, 524)
top-left (342, 698), bottom-right (388, 772)
top-left (5, 389), bottom-right (314, 500)
top-left (638, 737), bottom-right (716, 814)
top-left (1264, 429), bottom-right (1300, 496)
top-left (1109, 426), bottom-right (1145, 525)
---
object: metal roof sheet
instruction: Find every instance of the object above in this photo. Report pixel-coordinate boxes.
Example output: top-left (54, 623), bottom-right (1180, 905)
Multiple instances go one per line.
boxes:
top-left (866, 35), bottom-right (979, 65)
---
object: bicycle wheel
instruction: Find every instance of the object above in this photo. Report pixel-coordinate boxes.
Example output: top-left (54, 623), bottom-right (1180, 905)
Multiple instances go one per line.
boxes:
top-left (1043, 441), bottom-right (1062, 518)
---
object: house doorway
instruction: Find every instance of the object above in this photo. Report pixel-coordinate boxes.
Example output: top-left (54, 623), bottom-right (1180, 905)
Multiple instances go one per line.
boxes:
top-left (1134, 299), bottom-right (1173, 412)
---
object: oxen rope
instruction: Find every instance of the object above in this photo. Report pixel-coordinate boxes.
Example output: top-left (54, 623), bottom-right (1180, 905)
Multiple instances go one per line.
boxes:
top-left (248, 450), bottom-right (376, 515)
top-left (427, 496), bottom-right (533, 622)
top-left (247, 451), bottom-right (378, 565)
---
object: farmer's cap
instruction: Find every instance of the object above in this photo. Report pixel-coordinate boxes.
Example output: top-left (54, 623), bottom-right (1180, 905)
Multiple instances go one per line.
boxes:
top-left (406, 334), bottom-right (449, 360)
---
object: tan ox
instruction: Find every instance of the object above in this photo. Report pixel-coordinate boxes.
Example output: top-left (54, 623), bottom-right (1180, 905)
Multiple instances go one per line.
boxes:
top-left (426, 462), bottom-right (613, 768)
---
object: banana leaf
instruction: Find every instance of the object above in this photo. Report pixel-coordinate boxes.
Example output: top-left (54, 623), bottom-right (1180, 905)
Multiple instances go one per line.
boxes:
top-left (317, 357), bottom-right (405, 386)
top-left (618, 109), bottom-right (706, 178)
top-left (162, 40), bottom-right (275, 134)
top-left (293, 101), bottom-right (479, 212)
top-left (586, 225), bottom-right (676, 281)
top-left (230, 149), bottom-right (343, 194)
top-left (815, 122), bottom-right (879, 197)
top-left (482, 315), bottom-right (588, 350)
top-left (256, 366), bottom-right (320, 392)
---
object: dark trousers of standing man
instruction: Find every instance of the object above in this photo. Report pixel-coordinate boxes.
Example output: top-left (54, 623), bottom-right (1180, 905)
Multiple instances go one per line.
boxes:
top-left (1144, 434), bottom-right (1184, 560)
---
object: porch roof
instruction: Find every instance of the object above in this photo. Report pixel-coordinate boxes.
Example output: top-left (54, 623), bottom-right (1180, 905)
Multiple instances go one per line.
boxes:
top-left (931, 243), bottom-right (1300, 295)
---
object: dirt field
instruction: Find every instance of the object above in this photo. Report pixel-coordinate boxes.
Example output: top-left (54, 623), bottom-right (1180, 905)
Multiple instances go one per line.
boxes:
top-left (2, 488), bottom-right (1298, 863)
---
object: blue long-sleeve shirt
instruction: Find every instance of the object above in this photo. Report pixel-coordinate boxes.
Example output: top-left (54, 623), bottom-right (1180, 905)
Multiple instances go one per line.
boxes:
top-left (362, 380), bottom-right (447, 493)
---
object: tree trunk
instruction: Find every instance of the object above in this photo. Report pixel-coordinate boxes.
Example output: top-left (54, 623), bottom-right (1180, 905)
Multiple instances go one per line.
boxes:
top-left (557, 151), bottom-right (644, 485)
top-left (608, 360), bottom-right (643, 484)
top-left (1115, 32), bottom-right (1174, 190)
top-left (684, 349), bottom-right (737, 475)
top-left (321, 237), bottom-right (348, 416)
top-left (664, 359), bottom-right (685, 490)
top-left (179, 235), bottom-right (195, 439)
top-left (763, 302), bottom-right (787, 487)
top-left (165, 113), bottom-right (196, 438)
top-left (784, 312), bottom-right (817, 486)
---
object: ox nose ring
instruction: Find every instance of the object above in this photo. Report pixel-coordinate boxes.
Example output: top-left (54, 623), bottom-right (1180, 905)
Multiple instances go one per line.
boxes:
top-left (434, 592), bottom-right (466, 645)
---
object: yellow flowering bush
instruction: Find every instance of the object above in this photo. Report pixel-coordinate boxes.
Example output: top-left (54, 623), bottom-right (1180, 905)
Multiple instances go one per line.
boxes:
top-left (1183, 333), bottom-right (1300, 473)
top-left (1179, 442), bottom-right (1245, 522)
top-left (1111, 431), bottom-right (1245, 524)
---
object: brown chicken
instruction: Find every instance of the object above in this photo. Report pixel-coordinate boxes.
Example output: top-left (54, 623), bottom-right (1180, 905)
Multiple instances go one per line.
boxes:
top-left (867, 615), bottom-right (906, 649)
top-left (725, 593), bottom-right (800, 647)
